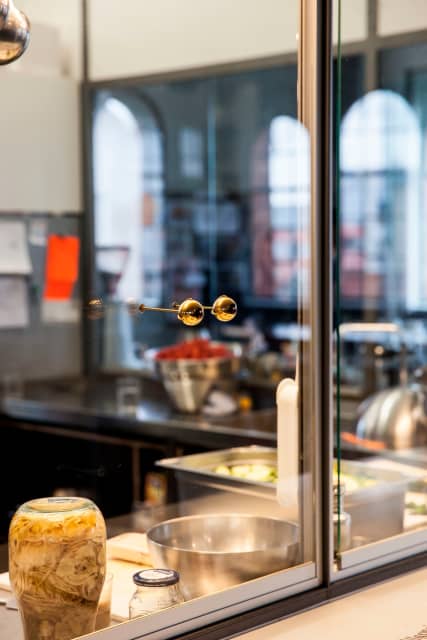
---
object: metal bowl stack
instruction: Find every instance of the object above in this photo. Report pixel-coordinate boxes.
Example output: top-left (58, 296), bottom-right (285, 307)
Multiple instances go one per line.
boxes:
top-left (146, 513), bottom-right (300, 599)
top-left (146, 345), bottom-right (240, 413)
top-left (155, 355), bottom-right (239, 413)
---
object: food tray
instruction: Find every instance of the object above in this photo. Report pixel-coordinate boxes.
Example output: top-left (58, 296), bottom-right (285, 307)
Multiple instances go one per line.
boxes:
top-left (157, 446), bottom-right (410, 541)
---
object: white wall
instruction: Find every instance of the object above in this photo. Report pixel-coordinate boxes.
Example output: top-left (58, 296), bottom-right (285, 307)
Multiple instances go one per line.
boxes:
top-left (16, 0), bottom-right (82, 78)
top-left (8, 21), bottom-right (62, 77)
top-left (0, 1), bottom-right (83, 212)
top-left (88, 0), bottom-right (298, 80)
top-left (378, 0), bottom-right (427, 36)
top-left (12, 0), bottom-right (427, 81)
top-left (89, 0), bottom-right (367, 81)
top-left (333, 0), bottom-right (367, 46)
top-left (0, 73), bottom-right (81, 212)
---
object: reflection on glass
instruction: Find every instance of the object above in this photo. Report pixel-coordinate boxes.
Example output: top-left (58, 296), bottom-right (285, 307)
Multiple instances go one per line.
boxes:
top-left (340, 90), bottom-right (422, 314)
top-left (335, 40), bottom-right (427, 564)
top-left (250, 115), bottom-right (310, 304)
top-left (89, 52), bottom-right (317, 610)
top-left (93, 94), bottom-right (165, 309)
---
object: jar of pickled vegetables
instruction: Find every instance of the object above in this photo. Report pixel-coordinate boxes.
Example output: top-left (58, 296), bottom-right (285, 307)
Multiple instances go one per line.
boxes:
top-left (9, 497), bottom-right (106, 640)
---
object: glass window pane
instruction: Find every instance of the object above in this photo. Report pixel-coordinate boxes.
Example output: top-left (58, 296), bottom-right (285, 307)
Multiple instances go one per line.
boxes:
top-left (335, 9), bottom-right (427, 573)
top-left (86, 4), bottom-right (320, 638)
top-left (1, 2), bottom-right (324, 638)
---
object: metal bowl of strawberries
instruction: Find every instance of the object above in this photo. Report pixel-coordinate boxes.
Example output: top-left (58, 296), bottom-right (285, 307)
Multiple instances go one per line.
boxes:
top-left (146, 339), bottom-right (240, 413)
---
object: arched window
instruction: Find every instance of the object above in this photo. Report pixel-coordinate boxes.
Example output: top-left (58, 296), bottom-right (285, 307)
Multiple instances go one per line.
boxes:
top-left (93, 93), bottom-right (164, 305)
top-left (250, 115), bottom-right (310, 305)
top-left (340, 89), bottom-right (423, 312)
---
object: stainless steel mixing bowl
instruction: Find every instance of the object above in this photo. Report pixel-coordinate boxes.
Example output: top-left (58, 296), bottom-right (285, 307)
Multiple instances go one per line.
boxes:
top-left (146, 513), bottom-right (300, 599)
top-left (146, 349), bottom-right (240, 413)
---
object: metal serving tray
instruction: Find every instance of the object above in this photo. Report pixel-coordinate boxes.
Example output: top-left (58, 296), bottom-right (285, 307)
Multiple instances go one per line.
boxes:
top-left (157, 446), bottom-right (410, 541)
top-left (158, 446), bottom-right (277, 498)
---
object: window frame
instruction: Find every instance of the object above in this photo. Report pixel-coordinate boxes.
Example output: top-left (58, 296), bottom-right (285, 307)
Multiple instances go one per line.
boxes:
top-left (80, 0), bottom-right (427, 637)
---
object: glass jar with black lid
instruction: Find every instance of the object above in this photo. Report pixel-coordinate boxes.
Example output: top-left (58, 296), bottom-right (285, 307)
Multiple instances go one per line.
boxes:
top-left (129, 569), bottom-right (185, 619)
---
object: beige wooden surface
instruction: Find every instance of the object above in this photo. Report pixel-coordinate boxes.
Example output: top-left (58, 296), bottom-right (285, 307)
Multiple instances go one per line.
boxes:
top-left (236, 566), bottom-right (427, 640)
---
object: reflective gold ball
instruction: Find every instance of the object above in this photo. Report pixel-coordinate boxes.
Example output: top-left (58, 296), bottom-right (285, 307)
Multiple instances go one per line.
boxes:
top-left (177, 299), bottom-right (204, 326)
top-left (211, 295), bottom-right (237, 322)
top-left (86, 298), bottom-right (104, 320)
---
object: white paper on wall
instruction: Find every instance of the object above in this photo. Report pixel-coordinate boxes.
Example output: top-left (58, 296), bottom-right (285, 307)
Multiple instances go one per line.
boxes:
top-left (0, 221), bottom-right (32, 274)
top-left (41, 299), bottom-right (80, 324)
top-left (0, 277), bottom-right (29, 328)
top-left (28, 219), bottom-right (48, 247)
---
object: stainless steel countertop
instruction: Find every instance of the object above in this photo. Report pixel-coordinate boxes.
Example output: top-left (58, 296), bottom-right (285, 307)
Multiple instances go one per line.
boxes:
top-left (0, 376), bottom-right (277, 449)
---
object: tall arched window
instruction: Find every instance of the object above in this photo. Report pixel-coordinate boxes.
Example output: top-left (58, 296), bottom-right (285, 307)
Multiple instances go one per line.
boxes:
top-left (93, 97), bottom-right (144, 302)
top-left (250, 115), bottom-right (310, 305)
top-left (93, 93), bottom-right (164, 305)
top-left (340, 89), bottom-right (422, 313)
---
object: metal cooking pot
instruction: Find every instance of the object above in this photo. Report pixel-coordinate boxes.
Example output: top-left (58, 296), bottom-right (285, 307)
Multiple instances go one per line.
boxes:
top-left (340, 322), bottom-right (427, 449)
top-left (356, 384), bottom-right (427, 450)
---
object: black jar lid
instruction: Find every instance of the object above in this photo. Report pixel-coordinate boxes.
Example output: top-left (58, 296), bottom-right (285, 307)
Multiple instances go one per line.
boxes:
top-left (133, 569), bottom-right (180, 587)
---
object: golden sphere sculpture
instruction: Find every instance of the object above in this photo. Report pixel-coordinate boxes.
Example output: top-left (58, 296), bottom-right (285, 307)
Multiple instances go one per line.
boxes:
top-left (85, 295), bottom-right (237, 325)
top-left (177, 298), bottom-right (205, 326)
top-left (211, 295), bottom-right (238, 322)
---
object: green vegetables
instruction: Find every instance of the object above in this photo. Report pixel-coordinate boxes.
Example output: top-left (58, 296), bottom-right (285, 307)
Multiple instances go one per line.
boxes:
top-left (405, 501), bottom-right (427, 516)
top-left (332, 462), bottom-right (377, 492)
top-left (214, 460), bottom-right (378, 491)
top-left (332, 471), bottom-right (376, 492)
top-left (214, 464), bottom-right (278, 483)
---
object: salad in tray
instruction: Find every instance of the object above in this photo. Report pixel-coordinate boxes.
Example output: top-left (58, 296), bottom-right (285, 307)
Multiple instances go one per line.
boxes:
top-left (212, 460), bottom-right (380, 490)
top-left (214, 463), bottom-right (278, 483)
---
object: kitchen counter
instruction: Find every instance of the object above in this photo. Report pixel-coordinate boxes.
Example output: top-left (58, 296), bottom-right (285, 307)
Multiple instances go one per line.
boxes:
top-left (236, 566), bottom-right (427, 640)
top-left (3, 545), bottom-right (427, 640)
top-left (0, 376), bottom-right (276, 450)
top-left (0, 376), bottom-right (277, 531)
top-left (0, 502), bottom-right (186, 637)
top-left (3, 569), bottom-right (427, 640)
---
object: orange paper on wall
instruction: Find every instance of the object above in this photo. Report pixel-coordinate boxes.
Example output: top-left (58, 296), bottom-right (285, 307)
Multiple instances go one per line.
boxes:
top-left (44, 235), bottom-right (80, 300)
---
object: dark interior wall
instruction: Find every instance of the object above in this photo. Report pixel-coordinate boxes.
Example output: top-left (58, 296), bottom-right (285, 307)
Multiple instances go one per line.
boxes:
top-left (139, 64), bottom-right (298, 197)
top-left (378, 42), bottom-right (427, 96)
top-left (336, 54), bottom-right (365, 118)
top-left (138, 80), bottom-right (210, 195)
top-left (215, 65), bottom-right (297, 195)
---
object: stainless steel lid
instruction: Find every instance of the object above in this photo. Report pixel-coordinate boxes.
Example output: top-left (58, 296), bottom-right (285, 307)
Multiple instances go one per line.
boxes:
top-left (356, 384), bottom-right (427, 449)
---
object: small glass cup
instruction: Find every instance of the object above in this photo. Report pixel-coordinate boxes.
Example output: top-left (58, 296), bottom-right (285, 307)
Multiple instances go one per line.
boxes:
top-left (95, 573), bottom-right (113, 631)
top-left (116, 377), bottom-right (140, 415)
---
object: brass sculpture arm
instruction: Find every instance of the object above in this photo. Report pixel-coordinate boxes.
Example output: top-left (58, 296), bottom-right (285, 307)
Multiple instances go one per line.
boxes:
top-left (87, 295), bottom-right (237, 326)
